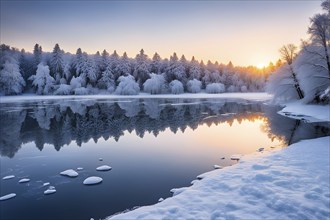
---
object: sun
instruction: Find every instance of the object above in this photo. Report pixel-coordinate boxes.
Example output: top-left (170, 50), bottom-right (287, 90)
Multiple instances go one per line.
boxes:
top-left (256, 63), bottom-right (266, 69)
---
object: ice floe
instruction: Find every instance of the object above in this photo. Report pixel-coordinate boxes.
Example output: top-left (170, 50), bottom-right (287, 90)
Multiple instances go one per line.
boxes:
top-left (83, 176), bottom-right (103, 185)
top-left (2, 175), bottom-right (15, 180)
top-left (43, 182), bottom-right (50, 187)
top-left (0, 193), bottom-right (16, 201)
top-left (18, 178), bottom-right (30, 183)
top-left (60, 169), bottom-right (79, 177)
top-left (77, 167), bottom-right (84, 170)
top-left (230, 154), bottom-right (242, 160)
top-left (96, 165), bottom-right (112, 171)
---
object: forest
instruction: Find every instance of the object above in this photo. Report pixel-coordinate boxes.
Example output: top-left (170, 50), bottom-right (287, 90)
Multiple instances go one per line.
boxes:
top-left (0, 0), bottom-right (329, 105)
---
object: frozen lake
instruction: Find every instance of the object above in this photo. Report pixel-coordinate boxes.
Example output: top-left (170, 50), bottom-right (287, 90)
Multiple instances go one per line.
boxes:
top-left (0, 97), bottom-right (329, 220)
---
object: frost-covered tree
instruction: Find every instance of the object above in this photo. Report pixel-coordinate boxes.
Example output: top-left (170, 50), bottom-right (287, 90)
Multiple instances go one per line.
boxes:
top-left (308, 13), bottom-right (330, 77)
top-left (169, 80), bottom-right (184, 94)
top-left (187, 79), bottom-right (202, 93)
top-left (133, 49), bottom-right (150, 88)
top-left (98, 64), bottom-right (115, 92)
top-left (206, 83), bottom-right (225, 93)
top-left (115, 75), bottom-right (140, 95)
top-left (50, 43), bottom-right (64, 82)
top-left (165, 53), bottom-right (186, 84)
top-left (150, 53), bottom-right (162, 74)
top-left (33, 44), bottom-right (42, 72)
top-left (29, 63), bottom-right (55, 95)
top-left (116, 52), bottom-right (132, 78)
top-left (188, 56), bottom-right (201, 80)
top-left (143, 73), bottom-right (166, 94)
top-left (0, 60), bottom-right (25, 95)
top-left (279, 44), bottom-right (304, 99)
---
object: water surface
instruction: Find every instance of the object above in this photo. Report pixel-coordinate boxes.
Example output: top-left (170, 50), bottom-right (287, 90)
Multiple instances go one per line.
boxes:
top-left (0, 98), bottom-right (329, 220)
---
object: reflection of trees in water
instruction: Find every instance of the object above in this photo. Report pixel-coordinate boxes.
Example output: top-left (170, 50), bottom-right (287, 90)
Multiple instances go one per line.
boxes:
top-left (0, 99), bottom-right (329, 158)
top-left (262, 106), bottom-right (329, 145)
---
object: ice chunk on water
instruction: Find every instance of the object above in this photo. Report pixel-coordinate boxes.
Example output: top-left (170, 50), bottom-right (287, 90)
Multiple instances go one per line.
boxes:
top-left (213, 165), bottom-right (222, 169)
top-left (2, 175), bottom-right (15, 180)
top-left (18, 178), bottom-right (30, 183)
top-left (44, 187), bottom-right (56, 195)
top-left (257, 148), bottom-right (265, 152)
top-left (0, 193), bottom-right (16, 201)
top-left (60, 169), bottom-right (78, 177)
top-left (43, 182), bottom-right (50, 187)
top-left (158, 198), bottom-right (164, 202)
top-left (99, 158), bottom-right (103, 161)
top-left (96, 165), bottom-right (112, 171)
top-left (83, 176), bottom-right (103, 185)
top-left (77, 167), bottom-right (84, 171)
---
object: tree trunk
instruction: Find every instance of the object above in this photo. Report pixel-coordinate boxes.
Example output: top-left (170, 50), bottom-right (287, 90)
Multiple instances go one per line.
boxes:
top-left (290, 66), bottom-right (304, 99)
top-left (324, 46), bottom-right (330, 77)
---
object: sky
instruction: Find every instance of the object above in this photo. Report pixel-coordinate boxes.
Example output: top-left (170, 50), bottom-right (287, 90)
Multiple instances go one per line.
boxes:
top-left (0, 0), bottom-right (323, 67)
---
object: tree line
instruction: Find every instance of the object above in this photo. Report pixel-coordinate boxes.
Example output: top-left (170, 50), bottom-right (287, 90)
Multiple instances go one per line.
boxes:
top-left (0, 43), bottom-right (274, 96)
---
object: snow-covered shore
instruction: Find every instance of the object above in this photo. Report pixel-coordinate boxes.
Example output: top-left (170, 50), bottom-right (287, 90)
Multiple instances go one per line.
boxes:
top-left (0, 92), bottom-right (272, 103)
top-left (279, 101), bottom-right (330, 122)
top-left (107, 136), bottom-right (330, 220)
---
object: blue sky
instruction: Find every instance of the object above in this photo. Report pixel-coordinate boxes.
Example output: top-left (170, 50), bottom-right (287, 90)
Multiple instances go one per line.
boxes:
top-left (0, 0), bottom-right (322, 66)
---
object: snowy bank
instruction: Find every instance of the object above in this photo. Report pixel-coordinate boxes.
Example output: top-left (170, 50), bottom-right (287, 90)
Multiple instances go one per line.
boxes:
top-left (107, 136), bottom-right (330, 220)
top-left (0, 92), bottom-right (272, 103)
top-left (279, 101), bottom-right (330, 122)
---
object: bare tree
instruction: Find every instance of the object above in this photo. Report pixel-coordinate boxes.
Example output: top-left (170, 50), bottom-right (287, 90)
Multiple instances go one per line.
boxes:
top-left (308, 10), bottom-right (330, 77)
top-left (279, 44), bottom-right (304, 99)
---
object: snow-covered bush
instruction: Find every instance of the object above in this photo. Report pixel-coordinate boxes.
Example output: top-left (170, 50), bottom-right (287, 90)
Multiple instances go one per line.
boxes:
top-left (187, 79), bottom-right (202, 93)
top-left (70, 76), bottom-right (83, 89)
top-left (0, 60), bottom-right (25, 95)
top-left (169, 80), bottom-right (184, 94)
top-left (54, 84), bottom-right (72, 95)
top-left (206, 83), bottom-right (225, 93)
top-left (74, 87), bottom-right (89, 95)
top-left (227, 85), bottom-right (237, 93)
top-left (241, 85), bottom-right (248, 92)
top-left (143, 73), bottom-right (166, 94)
top-left (29, 63), bottom-right (55, 95)
top-left (115, 75), bottom-right (140, 95)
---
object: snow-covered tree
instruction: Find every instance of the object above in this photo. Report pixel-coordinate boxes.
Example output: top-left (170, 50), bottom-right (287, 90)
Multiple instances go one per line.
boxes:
top-left (143, 73), bottom-right (166, 94)
top-left (188, 56), bottom-right (201, 80)
top-left (150, 53), bottom-right (162, 74)
top-left (33, 44), bottom-right (42, 72)
top-left (29, 63), bottom-right (55, 95)
top-left (116, 52), bottom-right (131, 78)
top-left (206, 83), bottom-right (225, 93)
top-left (0, 60), bottom-right (25, 95)
top-left (115, 75), bottom-right (140, 95)
top-left (133, 49), bottom-right (150, 88)
top-left (98, 64), bottom-right (115, 93)
top-left (169, 80), bottom-right (184, 94)
top-left (50, 43), bottom-right (64, 82)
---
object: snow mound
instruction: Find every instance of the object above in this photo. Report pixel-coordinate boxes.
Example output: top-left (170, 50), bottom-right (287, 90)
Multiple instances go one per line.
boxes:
top-left (60, 169), bottom-right (79, 177)
top-left (0, 193), bottom-right (16, 201)
top-left (96, 165), bottom-right (112, 171)
top-left (2, 175), bottom-right (15, 180)
top-left (83, 176), bottom-right (103, 185)
top-left (18, 178), bottom-right (30, 183)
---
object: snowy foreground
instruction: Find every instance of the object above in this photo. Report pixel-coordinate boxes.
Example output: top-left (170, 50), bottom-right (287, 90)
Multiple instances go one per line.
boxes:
top-left (108, 136), bottom-right (330, 220)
